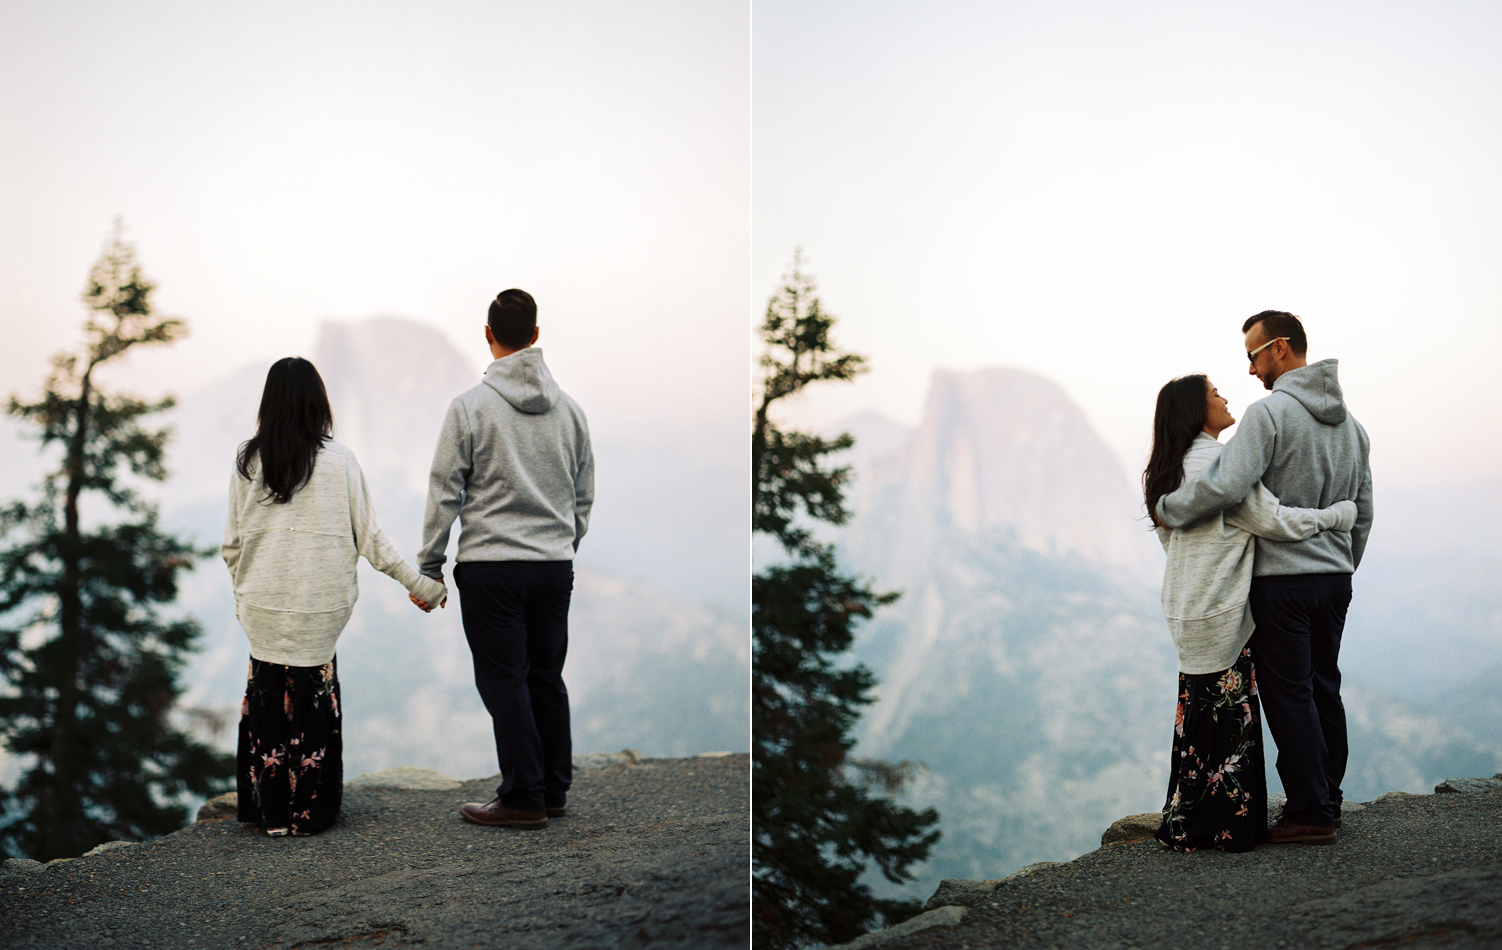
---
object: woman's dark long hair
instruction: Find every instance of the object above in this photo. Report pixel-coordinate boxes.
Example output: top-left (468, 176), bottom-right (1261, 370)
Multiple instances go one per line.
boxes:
top-left (236, 357), bottom-right (334, 504)
top-left (1143, 374), bottom-right (1208, 528)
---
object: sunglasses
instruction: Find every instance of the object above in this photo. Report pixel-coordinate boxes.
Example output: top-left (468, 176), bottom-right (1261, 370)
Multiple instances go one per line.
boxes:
top-left (1247, 336), bottom-right (1289, 363)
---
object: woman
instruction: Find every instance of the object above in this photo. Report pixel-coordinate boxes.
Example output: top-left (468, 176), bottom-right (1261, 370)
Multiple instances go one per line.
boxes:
top-left (1143, 374), bottom-right (1355, 852)
top-left (222, 357), bottom-right (446, 837)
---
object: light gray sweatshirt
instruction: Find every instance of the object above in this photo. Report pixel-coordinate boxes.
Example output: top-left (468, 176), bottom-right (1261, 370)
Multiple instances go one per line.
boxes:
top-left (1157, 433), bottom-right (1356, 674)
top-left (419, 347), bottom-right (593, 576)
top-left (1156, 359), bottom-right (1373, 575)
top-left (222, 441), bottom-right (447, 667)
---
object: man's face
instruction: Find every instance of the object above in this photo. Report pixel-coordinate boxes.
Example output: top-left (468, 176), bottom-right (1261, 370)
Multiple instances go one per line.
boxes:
top-left (1245, 323), bottom-right (1280, 391)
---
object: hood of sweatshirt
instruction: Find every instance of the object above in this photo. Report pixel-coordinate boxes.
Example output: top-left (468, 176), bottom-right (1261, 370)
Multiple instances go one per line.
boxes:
top-left (1271, 358), bottom-right (1347, 426)
top-left (481, 347), bottom-right (559, 414)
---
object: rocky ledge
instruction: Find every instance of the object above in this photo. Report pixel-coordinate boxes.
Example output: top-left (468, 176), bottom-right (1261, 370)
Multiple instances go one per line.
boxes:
top-left (831, 774), bottom-right (1502, 950)
top-left (0, 751), bottom-right (749, 949)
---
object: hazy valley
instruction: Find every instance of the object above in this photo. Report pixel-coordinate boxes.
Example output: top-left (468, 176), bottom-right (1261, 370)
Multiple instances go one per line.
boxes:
top-left (817, 367), bottom-right (1502, 898)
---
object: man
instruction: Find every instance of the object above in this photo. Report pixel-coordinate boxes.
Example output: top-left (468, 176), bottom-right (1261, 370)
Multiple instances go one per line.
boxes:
top-left (1156, 310), bottom-right (1372, 844)
top-left (416, 288), bottom-right (594, 829)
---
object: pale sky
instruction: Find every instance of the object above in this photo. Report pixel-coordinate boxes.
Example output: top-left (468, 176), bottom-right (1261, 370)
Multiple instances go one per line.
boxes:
top-left (7, 1), bottom-right (1501, 513)
top-left (754, 0), bottom-right (1502, 491)
top-left (1, 0), bottom-right (748, 436)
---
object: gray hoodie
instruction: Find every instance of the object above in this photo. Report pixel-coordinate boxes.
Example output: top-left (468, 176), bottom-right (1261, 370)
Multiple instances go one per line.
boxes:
top-left (419, 347), bottom-right (594, 575)
top-left (1155, 359), bottom-right (1373, 576)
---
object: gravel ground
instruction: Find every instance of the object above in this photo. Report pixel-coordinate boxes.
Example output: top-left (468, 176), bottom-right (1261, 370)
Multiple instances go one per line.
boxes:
top-left (0, 754), bottom-right (749, 949)
top-left (842, 788), bottom-right (1502, 950)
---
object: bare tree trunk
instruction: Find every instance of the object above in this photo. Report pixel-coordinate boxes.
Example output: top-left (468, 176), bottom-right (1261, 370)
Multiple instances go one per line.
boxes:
top-left (45, 366), bottom-right (93, 859)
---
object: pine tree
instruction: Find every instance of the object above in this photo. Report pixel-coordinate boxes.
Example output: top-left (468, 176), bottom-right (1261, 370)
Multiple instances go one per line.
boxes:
top-left (0, 222), bottom-right (233, 860)
top-left (752, 251), bottom-right (940, 949)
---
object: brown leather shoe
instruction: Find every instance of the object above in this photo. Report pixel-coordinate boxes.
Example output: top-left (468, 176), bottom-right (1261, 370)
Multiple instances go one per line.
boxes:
top-left (1273, 802), bottom-right (1342, 829)
top-left (459, 798), bottom-right (548, 828)
top-left (1267, 816), bottom-right (1335, 844)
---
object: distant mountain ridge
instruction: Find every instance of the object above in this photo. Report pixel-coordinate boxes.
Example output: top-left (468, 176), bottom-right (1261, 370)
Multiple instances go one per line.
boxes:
top-left (844, 368), bottom-right (1159, 586)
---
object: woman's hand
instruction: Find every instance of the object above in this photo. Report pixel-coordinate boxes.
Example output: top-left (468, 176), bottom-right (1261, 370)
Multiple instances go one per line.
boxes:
top-left (410, 574), bottom-right (447, 612)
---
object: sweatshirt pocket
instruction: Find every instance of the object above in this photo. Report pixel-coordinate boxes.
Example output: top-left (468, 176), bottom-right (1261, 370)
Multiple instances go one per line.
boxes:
top-left (1161, 536), bottom-right (1255, 621)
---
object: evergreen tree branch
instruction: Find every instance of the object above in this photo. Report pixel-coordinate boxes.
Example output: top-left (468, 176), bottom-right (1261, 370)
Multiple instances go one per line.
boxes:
top-left (752, 251), bottom-right (938, 950)
top-left (0, 222), bottom-right (232, 861)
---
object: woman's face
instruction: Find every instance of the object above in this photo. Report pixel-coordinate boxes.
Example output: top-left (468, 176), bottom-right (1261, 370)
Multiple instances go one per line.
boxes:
top-left (1204, 379), bottom-right (1236, 436)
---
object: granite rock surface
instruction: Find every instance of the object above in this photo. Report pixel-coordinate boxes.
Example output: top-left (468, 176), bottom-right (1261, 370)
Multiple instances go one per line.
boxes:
top-left (830, 780), bottom-right (1502, 950)
top-left (0, 753), bottom-right (748, 949)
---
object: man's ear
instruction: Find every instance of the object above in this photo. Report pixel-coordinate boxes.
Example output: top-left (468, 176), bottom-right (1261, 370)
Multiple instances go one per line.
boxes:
top-left (484, 325), bottom-right (495, 345)
top-left (530, 326), bottom-right (540, 347)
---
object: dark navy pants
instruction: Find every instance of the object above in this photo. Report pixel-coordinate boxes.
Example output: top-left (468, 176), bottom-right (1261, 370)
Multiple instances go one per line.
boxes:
top-left (1247, 573), bottom-right (1352, 827)
top-left (454, 561), bottom-right (574, 812)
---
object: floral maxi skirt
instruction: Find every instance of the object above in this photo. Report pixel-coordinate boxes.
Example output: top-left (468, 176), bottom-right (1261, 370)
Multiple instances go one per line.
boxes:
top-left (237, 656), bottom-right (344, 835)
top-left (1155, 646), bottom-right (1267, 852)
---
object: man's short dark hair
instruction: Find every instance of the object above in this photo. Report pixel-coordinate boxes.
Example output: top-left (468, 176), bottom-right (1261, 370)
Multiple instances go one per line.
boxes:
top-left (1242, 310), bottom-right (1307, 355)
top-left (488, 289), bottom-right (537, 350)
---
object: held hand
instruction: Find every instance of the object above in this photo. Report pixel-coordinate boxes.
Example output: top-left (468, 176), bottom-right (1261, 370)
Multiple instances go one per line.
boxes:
top-left (410, 574), bottom-right (447, 613)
